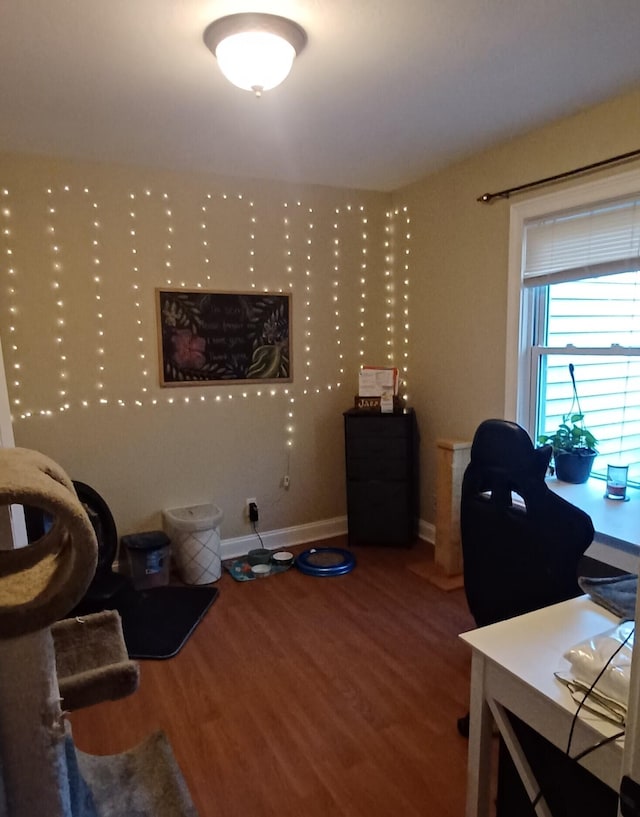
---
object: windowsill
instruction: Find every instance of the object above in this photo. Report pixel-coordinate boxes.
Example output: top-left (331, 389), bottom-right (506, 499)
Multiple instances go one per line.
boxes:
top-left (547, 476), bottom-right (640, 574)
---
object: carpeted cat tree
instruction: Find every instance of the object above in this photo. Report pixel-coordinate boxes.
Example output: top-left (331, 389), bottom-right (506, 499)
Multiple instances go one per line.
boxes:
top-left (0, 448), bottom-right (198, 817)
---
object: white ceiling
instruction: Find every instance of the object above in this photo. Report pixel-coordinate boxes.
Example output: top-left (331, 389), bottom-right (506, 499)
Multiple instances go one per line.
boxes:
top-left (2, 0), bottom-right (640, 191)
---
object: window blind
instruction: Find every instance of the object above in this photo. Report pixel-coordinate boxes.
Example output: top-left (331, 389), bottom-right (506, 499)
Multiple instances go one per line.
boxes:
top-left (523, 195), bottom-right (640, 287)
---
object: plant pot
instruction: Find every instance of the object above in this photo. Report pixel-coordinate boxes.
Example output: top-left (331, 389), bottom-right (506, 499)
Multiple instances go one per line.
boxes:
top-left (554, 450), bottom-right (597, 484)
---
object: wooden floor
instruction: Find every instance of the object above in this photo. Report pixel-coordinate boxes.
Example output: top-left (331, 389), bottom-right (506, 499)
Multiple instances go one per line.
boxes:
top-left (70, 536), bottom-right (478, 817)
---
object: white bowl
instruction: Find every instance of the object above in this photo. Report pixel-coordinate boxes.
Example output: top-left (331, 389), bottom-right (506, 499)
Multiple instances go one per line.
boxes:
top-left (251, 563), bottom-right (271, 578)
top-left (272, 551), bottom-right (294, 567)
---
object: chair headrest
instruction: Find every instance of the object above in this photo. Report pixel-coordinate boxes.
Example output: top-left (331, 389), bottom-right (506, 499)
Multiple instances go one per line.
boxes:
top-left (469, 419), bottom-right (551, 480)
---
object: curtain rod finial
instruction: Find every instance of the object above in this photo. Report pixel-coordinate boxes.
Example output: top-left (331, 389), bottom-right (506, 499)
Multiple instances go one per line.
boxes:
top-left (477, 191), bottom-right (510, 204)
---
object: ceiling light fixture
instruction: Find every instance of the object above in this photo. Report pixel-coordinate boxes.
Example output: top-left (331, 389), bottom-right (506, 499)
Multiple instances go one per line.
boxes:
top-left (203, 13), bottom-right (307, 97)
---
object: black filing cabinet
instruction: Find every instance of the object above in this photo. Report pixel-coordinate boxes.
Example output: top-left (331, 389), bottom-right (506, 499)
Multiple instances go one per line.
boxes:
top-left (343, 408), bottom-right (419, 546)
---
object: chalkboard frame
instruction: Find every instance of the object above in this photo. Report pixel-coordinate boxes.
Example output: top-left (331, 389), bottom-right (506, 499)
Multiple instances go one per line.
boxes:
top-left (156, 288), bottom-right (292, 386)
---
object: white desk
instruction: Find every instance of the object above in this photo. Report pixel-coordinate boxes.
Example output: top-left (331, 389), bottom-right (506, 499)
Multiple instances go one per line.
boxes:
top-left (549, 478), bottom-right (640, 574)
top-left (460, 596), bottom-right (625, 817)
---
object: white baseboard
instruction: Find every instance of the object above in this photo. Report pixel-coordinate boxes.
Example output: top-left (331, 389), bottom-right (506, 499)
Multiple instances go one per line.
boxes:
top-left (219, 511), bottom-right (639, 577)
top-left (419, 519), bottom-right (435, 545)
top-left (221, 516), bottom-right (434, 560)
top-left (114, 517), bottom-right (432, 571)
top-left (221, 516), bottom-right (349, 560)
top-left (114, 519), bottom-right (347, 576)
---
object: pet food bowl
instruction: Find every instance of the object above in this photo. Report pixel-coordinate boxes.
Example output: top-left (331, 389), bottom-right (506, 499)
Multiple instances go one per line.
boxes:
top-left (247, 548), bottom-right (271, 566)
top-left (251, 563), bottom-right (271, 578)
top-left (272, 551), bottom-right (294, 567)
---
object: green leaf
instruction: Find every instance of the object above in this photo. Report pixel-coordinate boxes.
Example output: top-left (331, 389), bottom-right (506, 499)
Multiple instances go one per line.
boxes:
top-left (247, 345), bottom-right (282, 379)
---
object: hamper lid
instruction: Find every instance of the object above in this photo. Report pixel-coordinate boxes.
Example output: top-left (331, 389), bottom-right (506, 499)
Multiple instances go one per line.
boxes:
top-left (121, 530), bottom-right (171, 550)
top-left (163, 503), bottom-right (223, 531)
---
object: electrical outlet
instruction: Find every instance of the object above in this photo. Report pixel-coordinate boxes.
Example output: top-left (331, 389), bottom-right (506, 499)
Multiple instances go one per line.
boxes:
top-left (282, 474), bottom-right (290, 489)
top-left (246, 497), bottom-right (257, 520)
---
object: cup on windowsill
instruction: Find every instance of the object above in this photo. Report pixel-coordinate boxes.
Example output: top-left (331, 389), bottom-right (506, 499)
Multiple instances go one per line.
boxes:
top-left (605, 464), bottom-right (629, 501)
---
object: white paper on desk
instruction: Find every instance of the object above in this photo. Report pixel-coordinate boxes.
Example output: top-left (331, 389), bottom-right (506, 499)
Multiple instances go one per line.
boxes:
top-left (358, 368), bottom-right (396, 396)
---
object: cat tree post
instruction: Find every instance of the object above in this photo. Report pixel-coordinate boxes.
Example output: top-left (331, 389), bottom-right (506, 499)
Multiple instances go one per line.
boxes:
top-left (0, 632), bottom-right (70, 817)
top-left (0, 447), bottom-right (98, 817)
top-left (431, 438), bottom-right (471, 590)
top-left (0, 447), bottom-right (199, 817)
top-left (408, 438), bottom-right (471, 589)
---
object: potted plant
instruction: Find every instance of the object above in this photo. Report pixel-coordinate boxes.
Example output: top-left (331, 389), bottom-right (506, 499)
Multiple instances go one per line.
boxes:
top-left (537, 363), bottom-right (598, 484)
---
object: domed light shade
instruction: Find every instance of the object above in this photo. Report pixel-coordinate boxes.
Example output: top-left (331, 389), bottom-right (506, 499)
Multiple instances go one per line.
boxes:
top-left (203, 13), bottom-right (307, 97)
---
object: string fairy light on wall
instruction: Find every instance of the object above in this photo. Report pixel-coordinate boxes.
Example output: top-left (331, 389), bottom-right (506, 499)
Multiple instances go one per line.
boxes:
top-left (1, 183), bottom-right (411, 426)
top-left (332, 208), bottom-right (344, 387)
top-left (162, 191), bottom-right (174, 287)
top-left (1, 187), bottom-right (24, 416)
top-left (280, 201), bottom-right (301, 444)
top-left (87, 187), bottom-right (107, 407)
top-left (247, 196), bottom-right (257, 289)
top-left (200, 193), bottom-right (213, 284)
top-left (303, 202), bottom-right (313, 393)
top-left (384, 210), bottom-right (394, 367)
top-left (163, 189), bottom-right (203, 408)
top-left (401, 205), bottom-right (411, 397)
top-left (283, 204), bottom-right (293, 291)
top-left (128, 189), bottom-right (152, 403)
top-left (45, 185), bottom-right (71, 414)
top-left (286, 392), bottom-right (295, 450)
top-left (384, 204), bottom-right (411, 399)
top-left (359, 205), bottom-right (368, 361)
top-left (341, 204), bottom-right (368, 361)
top-left (381, 205), bottom-right (395, 365)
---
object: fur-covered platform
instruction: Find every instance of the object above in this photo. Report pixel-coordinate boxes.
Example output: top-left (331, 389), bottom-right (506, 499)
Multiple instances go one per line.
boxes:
top-left (71, 730), bottom-right (198, 817)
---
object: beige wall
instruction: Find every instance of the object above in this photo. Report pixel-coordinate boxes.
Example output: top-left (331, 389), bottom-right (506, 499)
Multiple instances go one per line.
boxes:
top-left (2, 86), bottom-right (640, 542)
top-left (0, 155), bottom-right (397, 539)
top-left (398, 86), bottom-right (640, 523)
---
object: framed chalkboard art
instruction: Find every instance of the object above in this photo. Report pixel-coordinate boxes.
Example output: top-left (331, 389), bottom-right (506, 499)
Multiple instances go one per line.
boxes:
top-left (156, 289), bottom-right (292, 386)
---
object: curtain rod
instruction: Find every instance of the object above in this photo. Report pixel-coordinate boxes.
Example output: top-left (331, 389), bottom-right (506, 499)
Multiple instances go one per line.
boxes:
top-left (477, 147), bottom-right (640, 204)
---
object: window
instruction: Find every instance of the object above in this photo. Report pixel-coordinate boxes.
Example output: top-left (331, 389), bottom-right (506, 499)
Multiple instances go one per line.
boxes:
top-left (528, 273), bottom-right (640, 482)
top-left (506, 170), bottom-right (640, 484)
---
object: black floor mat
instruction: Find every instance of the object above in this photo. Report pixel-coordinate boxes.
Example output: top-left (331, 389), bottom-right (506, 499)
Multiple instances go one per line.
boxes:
top-left (117, 585), bottom-right (219, 660)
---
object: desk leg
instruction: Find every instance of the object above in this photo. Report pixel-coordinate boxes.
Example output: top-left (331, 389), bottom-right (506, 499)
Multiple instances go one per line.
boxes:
top-left (466, 653), bottom-right (494, 817)
top-left (489, 701), bottom-right (553, 817)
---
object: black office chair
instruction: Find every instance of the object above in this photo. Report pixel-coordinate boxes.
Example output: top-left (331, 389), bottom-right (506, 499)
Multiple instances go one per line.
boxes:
top-left (461, 419), bottom-right (594, 627)
top-left (457, 419), bottom-right (594, 736)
